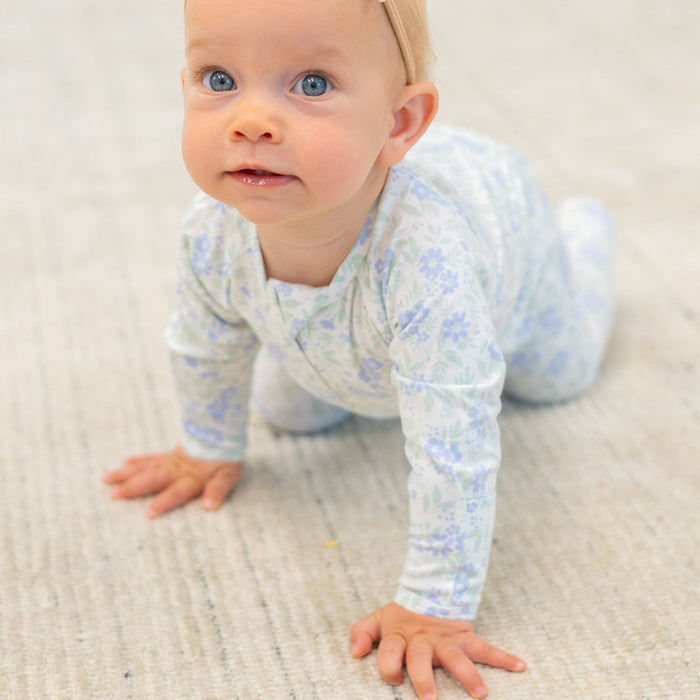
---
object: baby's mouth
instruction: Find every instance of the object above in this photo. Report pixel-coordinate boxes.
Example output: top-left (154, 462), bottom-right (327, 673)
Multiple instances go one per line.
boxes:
top-left (240, 168), bottom-right (276, 176)
top-left (228, 169), bottom-right (296, 187)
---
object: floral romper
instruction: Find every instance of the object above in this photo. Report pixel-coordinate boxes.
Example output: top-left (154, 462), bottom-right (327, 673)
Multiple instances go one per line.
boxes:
top-left (166, 125), bottom-right (615, 619)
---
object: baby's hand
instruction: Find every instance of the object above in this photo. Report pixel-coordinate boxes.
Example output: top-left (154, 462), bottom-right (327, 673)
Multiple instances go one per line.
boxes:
top-left (351, 602), bottom-right (525, 700)
top-left (103, 446), bottom-right (243, 518)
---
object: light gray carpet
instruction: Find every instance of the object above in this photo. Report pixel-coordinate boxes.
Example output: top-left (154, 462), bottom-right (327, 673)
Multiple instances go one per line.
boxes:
top-left (2, 1), bottom-right (699, 698)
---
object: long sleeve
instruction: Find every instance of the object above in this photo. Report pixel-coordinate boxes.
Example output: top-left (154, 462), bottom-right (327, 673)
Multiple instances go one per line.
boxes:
top-left (166, 198), bottom-right (260, 462)
top-left (382, 202), bottom-right (506, 621)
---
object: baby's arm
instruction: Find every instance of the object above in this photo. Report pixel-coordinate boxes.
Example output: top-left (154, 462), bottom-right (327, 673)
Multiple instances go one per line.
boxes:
top-left (351, 375), bottom-right (522, 700)
top-left (364, 219), bottom-right (520, 696)
top-left (103, 446), bottom-right (243, 518)
top-left (105, 197), bottom-right (258, 516)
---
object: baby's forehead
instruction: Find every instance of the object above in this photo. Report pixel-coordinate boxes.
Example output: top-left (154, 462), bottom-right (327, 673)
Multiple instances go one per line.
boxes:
top-left (184, 0), bottom-right (397, 62)
top-left (184, 0), bottom-right (389, 35)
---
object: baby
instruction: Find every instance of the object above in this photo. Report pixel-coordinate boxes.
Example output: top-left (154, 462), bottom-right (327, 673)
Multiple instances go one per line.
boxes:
top-left (104, 1), bottom-right (615, 698)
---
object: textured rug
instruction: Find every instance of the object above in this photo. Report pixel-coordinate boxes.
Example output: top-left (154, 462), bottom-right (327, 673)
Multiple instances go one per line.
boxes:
top-left (2, 1), bottom-right (699, 698)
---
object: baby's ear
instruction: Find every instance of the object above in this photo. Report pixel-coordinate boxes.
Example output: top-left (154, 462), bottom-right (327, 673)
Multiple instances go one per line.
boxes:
top-left (379, 82), bottom-right (439, 167)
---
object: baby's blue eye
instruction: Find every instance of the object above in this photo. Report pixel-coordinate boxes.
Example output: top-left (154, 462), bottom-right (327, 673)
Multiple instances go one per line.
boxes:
top-left (294, 74), bottom-right (332, 97)
top-left (204, 70), bottom-right (235, 92)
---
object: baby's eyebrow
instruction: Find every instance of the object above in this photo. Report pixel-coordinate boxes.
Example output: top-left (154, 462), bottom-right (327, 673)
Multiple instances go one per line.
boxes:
top-left (185, 34), bottom-right (347, 64)
top-left (184, 36), bottom-right (217, 53)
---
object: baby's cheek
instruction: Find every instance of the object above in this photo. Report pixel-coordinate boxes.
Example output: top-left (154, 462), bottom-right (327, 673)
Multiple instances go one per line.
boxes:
top-left (181, 122), bottom-right (212, 185)
top-left (181, 122), bottom-right (198, 173)
top-left (312, 140), bottom-right (378, 195)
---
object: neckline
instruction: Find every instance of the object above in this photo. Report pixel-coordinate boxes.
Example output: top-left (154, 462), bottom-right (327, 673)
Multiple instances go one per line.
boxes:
top-left (258, 200), bottom-right (378, 300)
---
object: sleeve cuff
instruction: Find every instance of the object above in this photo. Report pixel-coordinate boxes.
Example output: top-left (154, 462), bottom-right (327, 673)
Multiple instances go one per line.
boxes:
top-left (181, 434), bottom-right (247, 463)
top-left (394, 586), bottom-right (479, 621)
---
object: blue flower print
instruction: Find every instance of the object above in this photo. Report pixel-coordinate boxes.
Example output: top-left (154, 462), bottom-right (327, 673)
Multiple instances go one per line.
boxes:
top-left (275, 282), bottom-right (293, 298)
top-left (419, 248), bottom-right (447, 280)
top-left (411, 179), bottom-right (436, 202)
top-left (207, 315), bottom-right (232, 343)
top-left (466, 406), bottom-right (491, 450)
top-left (192, 233), bottom-right (213, 277)
top-left (538, 305), bottom-right (564, 338)
top-left (378, 250), bottom-right (397, 299)
top-left (425, 438), bottom-right (462, 466)
top-left (290, 318), bottom-right (306, 337)
top-left (356, 218), bottom-right (372, 246)
top-left (443, 312), bottom-right (471, 343)
top-left (548, 349), bottom-right (570, 376)
top-left (358, 357), bottom-right (384, 385)
top-left (184, 419), bottom-right (223, 446)
top-left (397, 306), bottom-right (430, 340)
top-left (467, 463), bottom-right (491, 495)
top-left (399, 377), bottom-right (426, 397)
top-left (509, 349), bottom-right (541, 376)
top-left (452, 562), bottom-right (478, 600)
top-left (429, 534), bottom-right (462, 559)
top-left (487, 340), bottom-right (501, 361)
top-left (439, 269), bottom-right (459, 295)
top-left (468, 404), bottom-right (489, 430)
top-left (206, 387), bottom-right (237, 421)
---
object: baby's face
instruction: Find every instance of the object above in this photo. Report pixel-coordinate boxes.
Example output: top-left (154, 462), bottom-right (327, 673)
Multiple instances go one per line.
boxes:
top-left (182, 0), bottom-right (405, 229)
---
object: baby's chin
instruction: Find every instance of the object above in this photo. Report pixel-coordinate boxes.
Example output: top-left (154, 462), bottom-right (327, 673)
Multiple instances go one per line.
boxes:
top-left (190, 183), bottom-right (293, 225)
top-left (220, 198), bottom-right (305, 229)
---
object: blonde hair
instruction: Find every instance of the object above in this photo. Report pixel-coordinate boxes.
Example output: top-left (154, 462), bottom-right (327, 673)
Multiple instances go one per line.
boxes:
top-left (183, 0), bottom-right (435, 83)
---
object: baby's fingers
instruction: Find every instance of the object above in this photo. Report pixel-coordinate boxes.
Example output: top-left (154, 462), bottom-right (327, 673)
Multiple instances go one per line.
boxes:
top-left (405, 637), bottom-right (438, 700)
top-left (376, 634), bottom-right (408, 686)
top-left (350, 610), bottom-right (382, 658)
top-left (461, 634), bottom-right (526, 674)
top-left (102, 455), bottom-right (158, 485)
top-left (108, 461), bottom-right (173, 501)
top-left (434, 640), bottom-right (487, 699)
top-left (201, 463), bottom-right (244, 511)
top-left (145, 474), bottom-right (204, 518)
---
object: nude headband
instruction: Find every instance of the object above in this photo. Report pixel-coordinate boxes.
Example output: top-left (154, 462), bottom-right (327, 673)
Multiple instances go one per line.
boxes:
top-left (378, 0), bottom-right (417, 84)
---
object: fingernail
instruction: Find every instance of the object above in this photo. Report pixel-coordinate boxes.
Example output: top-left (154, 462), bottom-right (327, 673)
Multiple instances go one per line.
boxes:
top-left (203, 498), bottom-right (215, 511)
top-left (515, 660), bottom-right (527, 672)
top-left (474, 687), bottom-right (487, 699)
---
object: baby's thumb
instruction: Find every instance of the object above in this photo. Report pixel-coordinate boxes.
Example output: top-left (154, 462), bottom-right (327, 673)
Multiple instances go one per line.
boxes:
top-left (350, 609), bottom-right (382, 658)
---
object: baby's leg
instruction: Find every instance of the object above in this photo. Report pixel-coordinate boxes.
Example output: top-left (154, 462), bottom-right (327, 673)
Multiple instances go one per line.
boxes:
top-left (251, 347), bottom-right (350, 433)
top-left (504, 197), bottom-right (615, 403)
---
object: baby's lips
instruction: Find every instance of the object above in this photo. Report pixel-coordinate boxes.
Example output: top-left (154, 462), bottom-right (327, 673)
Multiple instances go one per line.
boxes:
top-left (237, 167), bottom-right (278, 176)
top-left (227, 169), bottom-right (296, 186)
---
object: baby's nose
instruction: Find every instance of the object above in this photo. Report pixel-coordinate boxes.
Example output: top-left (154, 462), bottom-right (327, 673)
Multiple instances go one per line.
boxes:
top-left (227, 101), bottom-right (281, 143)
